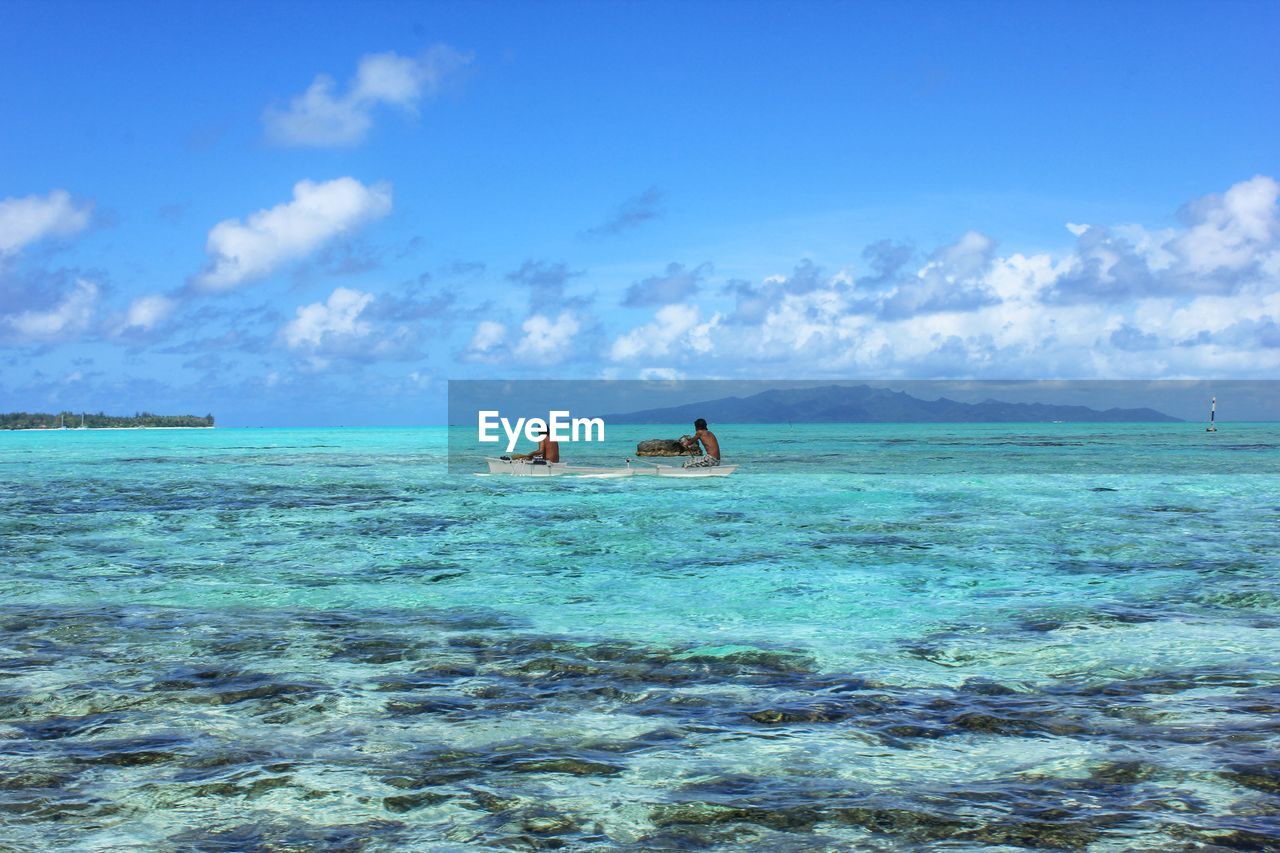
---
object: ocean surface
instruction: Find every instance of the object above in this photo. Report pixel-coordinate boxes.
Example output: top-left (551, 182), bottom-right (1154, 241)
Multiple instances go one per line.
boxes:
top-left (2, 424), bottom-right (1278, 850)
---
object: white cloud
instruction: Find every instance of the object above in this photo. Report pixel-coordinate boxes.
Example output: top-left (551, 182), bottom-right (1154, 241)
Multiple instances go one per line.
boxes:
top-left (469, 320), bottom-right (506, 352)
top-left (264, 46), bottom-right (470, 147)
top-left (1169, 174), bottom-right (1279, 274)
top-left (638, 367), bottom-right (684, 380)
top-left (459, 320), bottom-right (509, 364)
top-left (1, 278), bottom-right (98, 340)
top-left (194, 178), bottom-right (392, 291)
top-left (513, 312), bottom-right (581, 363)
top-left (0, 190), bottom-right (92, 255)
top-left (610, 303), bottom-right (720, 361)
top-left (283, 287), bottom-right (374, 349)
top-left (601, 176), bottom-right (1280, 379)
top-left (122, 293), bottom-right (177, 331)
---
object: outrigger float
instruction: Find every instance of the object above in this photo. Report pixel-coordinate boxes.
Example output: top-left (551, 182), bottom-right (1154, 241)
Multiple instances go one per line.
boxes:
top-left (483, 457), bottom-right (737, 478)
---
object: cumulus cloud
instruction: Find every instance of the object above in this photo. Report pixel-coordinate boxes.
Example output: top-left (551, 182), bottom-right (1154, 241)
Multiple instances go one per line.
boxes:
top-left (193, 178), bottom-right (392, 292)
top-left (723, 260), bottom-right (851, 325)
top-left (122, 293), bottom-right (177, 332)
top-left (0, 190), bottom-right (92, 255)
top-left (1, 278), bottom-right (98, 341)
top-left (1041, 225), bottom-right (1161, 303)
top-left (623, 262), bottom-right (709, 307)
top-left (282, 286), bottom-right (373, 348)
top-left (586, 187), bottom-right (664, 237)
top-left (469, 320), bottom-right (506, 351)
top-left (1170, 174), bottom-right (1279, 275)
top-left (264, 46), bottom-right (470, 147)
top-left (610, 303), bottom-right (720, 362)
top-left (858, 239), bottom-right (915, 290)
top-left (279, 284), bottom-right (457, 365)
top-left (880, 231), bottom-right (1000, 319)
top-left (459, 321), bottom-right (510, 364)
top-left (1047, 175), bottom-right (1280, 303)
top-left (513, 312), bottom-right (581, 363)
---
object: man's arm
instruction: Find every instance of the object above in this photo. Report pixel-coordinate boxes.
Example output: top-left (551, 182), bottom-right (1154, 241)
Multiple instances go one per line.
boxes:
top-left (511, 437), bottom-right (548, 460)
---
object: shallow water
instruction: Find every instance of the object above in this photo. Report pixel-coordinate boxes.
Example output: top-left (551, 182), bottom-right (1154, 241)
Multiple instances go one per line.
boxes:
top-left (2, 425), bottom-right (1278, 850)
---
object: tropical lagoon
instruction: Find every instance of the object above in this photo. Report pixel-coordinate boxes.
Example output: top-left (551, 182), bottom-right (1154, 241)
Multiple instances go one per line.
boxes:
top-left (2, 424), bottom-right (1278, 849)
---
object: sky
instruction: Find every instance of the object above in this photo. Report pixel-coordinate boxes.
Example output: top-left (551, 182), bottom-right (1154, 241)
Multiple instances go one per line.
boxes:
top-left (1, 0), bottom-right (1278, 426)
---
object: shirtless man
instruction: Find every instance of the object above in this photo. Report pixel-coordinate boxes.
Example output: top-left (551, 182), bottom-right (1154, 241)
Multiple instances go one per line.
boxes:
top-left (681, 418), bottom-right (721, 468)
top-left (510, 426), bottom-right (560, 463)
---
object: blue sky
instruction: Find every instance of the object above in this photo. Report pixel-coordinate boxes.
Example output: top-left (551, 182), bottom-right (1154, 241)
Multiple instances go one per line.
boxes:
top-left (2, 0), bottom-right (1278, 425)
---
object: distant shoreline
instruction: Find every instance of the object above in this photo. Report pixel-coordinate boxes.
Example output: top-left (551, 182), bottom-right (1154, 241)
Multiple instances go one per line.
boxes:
top-left (3, 426), bottom-right (216, 432)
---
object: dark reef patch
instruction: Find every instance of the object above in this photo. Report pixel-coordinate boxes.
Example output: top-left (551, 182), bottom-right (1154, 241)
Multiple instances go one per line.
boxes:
top-left (2, 603), bottom-right (1279, 849)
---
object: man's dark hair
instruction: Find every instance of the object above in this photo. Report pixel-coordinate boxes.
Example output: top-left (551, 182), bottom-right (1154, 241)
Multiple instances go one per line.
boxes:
top-left (694, 418), bottom-right (707, 430)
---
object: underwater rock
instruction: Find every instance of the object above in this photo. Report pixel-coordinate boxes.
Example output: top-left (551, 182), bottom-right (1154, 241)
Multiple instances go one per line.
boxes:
top-left (961, 819), bottom-right (1104, 850)
top-left (470, 789), bottom-right (523, 813)
top-left (167, 819), bottom-right (407, 851)
top-left (384, 697), bottom-right (475, 717)
top-left (15, 712), bottom-right (120, 740)
top-left (329, 637), bottom-right (418, 665)
top-left (510, 757), bottom-right (624, 776)
top-left (0, 795), bottom-right (121, 822)
top-left (830, 806), bottom-right (971, 839)
top-left (491, 835), bottom-right (569, 850)
top-left (958, 679), bottom-right (1018, 696)
top-left (651, 802), bottom-right (821, 831)
top-left (747, 704), bottom-right (847, 725)
top-left (0, 769), bottom-right (77, 790)
top-left (1085, 761), bottom-right (1164, 787)
top-left (1222, 763), bottom-right (1280, 794)
top-left (191, 775), bottom-right (293, 799)
top-left (153, 667), bottom-right (325, 706)
top-left (523, 814), bottom-right (577, 834)
top-left (81, 735), bottom-right (191, 767)
top-left (383, 791), bottom-right (450, 813)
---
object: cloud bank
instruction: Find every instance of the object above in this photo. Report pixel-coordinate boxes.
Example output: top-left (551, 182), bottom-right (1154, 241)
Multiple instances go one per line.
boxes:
top-left (603, 175), bottom-right (1280, 377)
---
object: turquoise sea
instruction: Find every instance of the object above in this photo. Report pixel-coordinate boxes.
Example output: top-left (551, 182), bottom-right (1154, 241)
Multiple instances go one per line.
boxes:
top-left (2, 424), bottom-right (1278, 850)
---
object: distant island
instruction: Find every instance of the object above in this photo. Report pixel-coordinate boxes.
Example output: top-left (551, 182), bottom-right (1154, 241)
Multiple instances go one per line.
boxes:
top-left (604, 385), bottom-right (1181, 424)
top-left (1, 411), bottom-right (215, 430)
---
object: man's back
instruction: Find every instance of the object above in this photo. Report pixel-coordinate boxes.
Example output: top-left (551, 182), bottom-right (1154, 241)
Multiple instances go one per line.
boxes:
top-left (696, 428), bottom-right (720, 460)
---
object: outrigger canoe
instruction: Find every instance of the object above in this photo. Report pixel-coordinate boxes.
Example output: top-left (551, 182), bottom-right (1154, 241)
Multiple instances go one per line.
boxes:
top-left (483, 458), bottom-right (737, 478)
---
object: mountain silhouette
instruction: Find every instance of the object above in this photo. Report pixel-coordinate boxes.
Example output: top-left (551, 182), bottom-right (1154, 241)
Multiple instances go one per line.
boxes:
top-left (603, 384), bottom-right (1180, 423)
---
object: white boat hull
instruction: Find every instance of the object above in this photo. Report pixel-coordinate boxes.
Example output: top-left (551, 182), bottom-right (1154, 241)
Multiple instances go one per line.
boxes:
top-left (484, 458), bottom-right (617, 477)
top-left (483, 458), bottom-right (737, 478)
